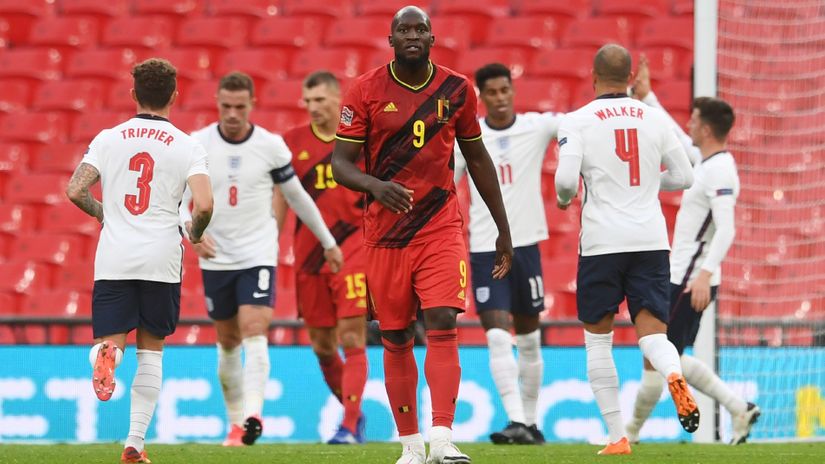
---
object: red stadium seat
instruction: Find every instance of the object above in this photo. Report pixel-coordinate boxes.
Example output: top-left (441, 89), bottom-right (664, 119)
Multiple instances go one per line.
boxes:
top-left (597, 0), bottom-right (670, 21)
top-left (4, 173), bottom-right (69, 205)
top-left (153, 48), bottom-right (213, 83)
top-left (0, 204), bottom-right (36, 234)
top-left (102, 17), bottom-right (175, 51)
top-left (134, 0), bottom-right (205, 17)
top-left (177, 18), bottom-right (248, 51)
top-left (0, 112), bottom-right (68, 145)
top-left (543, 290), bottom-right (577, 319)
top-left (457, 327), bottom-right (487, 346)
top-left (32, 80), bottom-right (104, 113)
top-left (0, 291), bottom-right (19, 315)
top-left (54, 261), bottom-right (94, 293)
top-left (0, 142), bottom-right (29, 175)
top-left (0, 261), bottom-right (52, 293)
top-left (291, 48), bottom-right (363, 80)
top-left (281, 0), bottom-right (355, 20)
top-left (38, 204), bottom-right (101, 237)
top-left (31, 142), bottom-right (86, 173)
top-left (250, 17), bottom-right (324, 56)
top-left (359, 0), bottom-right (433, 17)
top-left (635, 47), bottom-right (690, 81)
top-left (0, 0), bottom-right (56, 45)
top-left (529, 48), bottom-right (593, 82)
top-left (655, 80), bottom-right (692, 113)
top-left (21, 290), bottom-right (91, 317)
top-left (66, 49), bottom-right (138, 81)
top-left (259, 80), bottom-right (305, 111)
top-left (216, 49), bottom-right (291, 84)
top-left (27, 17), bottom-right (98, 53)
top-left (513, 78), bottom-right (572, 113)
top-left (326, 18), bottom-right (391, 51)
top-left (70, 111), bottom-right (131, 143)
top-left (12, 233), bottom-right (86, 265)
top-left (428, 17), bottom-right (473, 52)
top-left (454, 47), bottom-right (531, 80)
top-left (253, 110), bottom-right (305, 133)
top-left (208, 0), bottom-right (281, 19)
top-left (516, 0), bottom-right (592, 19)
top-left (60, 0), bottom-right (130, 18)
top-left (173, 111), bottom-right (215, 134)
top-left (0, 48), bottom-right (63, 82)
top-left (637, 18), bottom-right (694, 52)
top-left (672, 0), bottom-right (693, 16)
top-left (180, 80), bottom-right (219, 111)
top-left (562, 18), bottom-right (633, 49)
top-left (436, 0), bottom-right (511, 45)
top-left (484, 17), bottom-right (561, 51)
top-left (0, 79), bottom-right (32, 113)
top-left (107, 79), bottom-right (137, 112)
top-left (543, 259), bottom-right (577, 292)
top-left (166, 324), bottom-right (216, 345)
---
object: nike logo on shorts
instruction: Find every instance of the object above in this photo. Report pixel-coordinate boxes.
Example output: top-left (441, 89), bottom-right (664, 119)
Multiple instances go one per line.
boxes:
top-left (252, 292), bottom-right (269, 298)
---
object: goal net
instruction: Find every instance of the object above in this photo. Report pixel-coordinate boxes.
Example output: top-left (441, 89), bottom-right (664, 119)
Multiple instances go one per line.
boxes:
top-left (715, 0), bottom-right (825, 442)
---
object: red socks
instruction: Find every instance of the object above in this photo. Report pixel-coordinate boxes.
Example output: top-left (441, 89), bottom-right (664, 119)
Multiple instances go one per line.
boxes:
top-left (341, 347), bottom-right (368, 432)
top-left (425, 329), bottom-right (460, 428)
top-left (318, 353), bottom-right (343, 402)
top-left (382, 338), bottom-right (419, 436)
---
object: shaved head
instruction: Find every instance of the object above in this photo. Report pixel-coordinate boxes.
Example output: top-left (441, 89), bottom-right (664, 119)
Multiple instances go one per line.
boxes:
top-left (593, 44), bottom-right (632, 86)
top-left (391, 5), bottom-right (431, 32)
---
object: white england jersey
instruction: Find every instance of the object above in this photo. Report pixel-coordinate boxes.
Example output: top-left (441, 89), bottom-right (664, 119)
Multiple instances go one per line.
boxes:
top-left (455, 112), bottom-right (561, 252)
top-left (557, 95), bottom-right (690, 256)
top-left (190, 123), bottom-right (294, 271)
top-left (670, 152), bottom-right (739, 286)
top-left (83, 115), bottom-right (209, 283)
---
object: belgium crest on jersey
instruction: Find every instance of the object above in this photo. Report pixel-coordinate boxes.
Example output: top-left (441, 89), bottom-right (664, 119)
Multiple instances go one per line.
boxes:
top-left (436, 95), bottom-right (450, 123)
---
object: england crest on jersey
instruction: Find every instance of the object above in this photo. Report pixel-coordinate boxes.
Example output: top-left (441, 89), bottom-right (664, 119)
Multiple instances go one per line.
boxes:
top-left (229, 155), bottom-right (241, 170)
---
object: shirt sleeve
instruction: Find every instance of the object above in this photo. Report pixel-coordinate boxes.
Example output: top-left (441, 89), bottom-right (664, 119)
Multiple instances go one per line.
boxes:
top-left (81, 131), bottom-right (104, 169)
top-left (336, 81), bottom-right (367, 143)
top-left (554, 115), bottom-right (583, 204)
top-left (188, 142), bottom-right (210, 178)
top-left (455, 79), bottom-right (482, 141)
top-left (659, 116), bottom-right (694, 191)
top-left (268, 134), bottom-right (296, 184)
top-left (540, 111), bottom-right (564, 141)
top-left (701, 164), bottom-right (738, 273)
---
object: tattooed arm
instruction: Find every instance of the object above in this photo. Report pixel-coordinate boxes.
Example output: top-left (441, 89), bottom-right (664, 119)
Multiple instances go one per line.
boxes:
top-left (185, 173), bottom-right (213, 244)
top-left (66, 162), bottom-right (104, 223)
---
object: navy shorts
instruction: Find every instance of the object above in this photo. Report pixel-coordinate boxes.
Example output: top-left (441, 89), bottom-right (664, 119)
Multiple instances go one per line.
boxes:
top-left (667, 283), bottom-right (719, 354)
top-left (92, 280), bottom-right (181, 339)
top-left (202, 266), bottom-right (276, 320)
top-left (577, 250), bottom-right (670, 324)
top-left (471, 244), bottom-right (544, 315)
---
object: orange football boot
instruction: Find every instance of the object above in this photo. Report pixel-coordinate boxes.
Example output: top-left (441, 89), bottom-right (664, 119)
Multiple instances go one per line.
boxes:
top-left (121, 447), bottom-right (151, 463)
top-left (668, 373), bottom-right (700, 433)
top-left (92, 341), bottom-right (117, 401)
top-left (598, 437), bottom-right (631, 455)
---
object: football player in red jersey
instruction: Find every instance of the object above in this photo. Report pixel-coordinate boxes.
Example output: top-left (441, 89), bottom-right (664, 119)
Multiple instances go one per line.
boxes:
top-left (332, 6), bottom-right (513, 464)
top-left (277, 71), bottom-right (368, 445)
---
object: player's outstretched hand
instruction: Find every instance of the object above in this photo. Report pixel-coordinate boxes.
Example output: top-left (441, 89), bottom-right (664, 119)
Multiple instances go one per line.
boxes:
top-left (492, 234), bottom-right (514, 280)
top-left (370, 180), bottom-right (413, 214)
top-left (632, 54), bottom-right (651, 101)
top-left (324, 245), bottom-right (344, 273)
top-left (192, 233), bottom-right (217, 258)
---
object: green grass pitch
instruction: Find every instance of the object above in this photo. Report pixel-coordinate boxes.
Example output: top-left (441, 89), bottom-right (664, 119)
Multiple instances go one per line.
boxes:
top-left (2, 442), bottom-right (824, 464)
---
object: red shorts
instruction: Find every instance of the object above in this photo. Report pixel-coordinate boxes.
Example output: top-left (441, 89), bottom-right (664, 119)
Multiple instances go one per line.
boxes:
top-left (365, 232), bottom-right (468, 330)
top-left (297, 250), bottom-right (367, 328)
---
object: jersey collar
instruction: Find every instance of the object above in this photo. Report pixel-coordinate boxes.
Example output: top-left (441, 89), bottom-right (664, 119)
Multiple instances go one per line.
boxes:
top-left (595, 92), bottom-right (629, 100)
top-left (135, 113), bottom-right (169, 122)
top-left (310, 123), bottom-right (335, 143)
top-left (702, 150), bottom-right (729, 163)
top-left (217, 123), bottom-right (255, 145)
top-left (484, 114), bottom-right (517, 131)
top-left (388, 60), bottom-right (435, 93)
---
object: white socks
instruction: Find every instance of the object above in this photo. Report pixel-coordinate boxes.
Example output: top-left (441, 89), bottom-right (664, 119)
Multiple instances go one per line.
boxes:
top-left (638, 333), bottom-right (682, 378)
top-left (681, 354), bottom-right (747, 415)
top-left (242, 335), bottom-right (270, 419)
top-left (584, 330), bottom-right (624, 443)
top-left (515, 329), bottom-right (543, 426)
top-left (89, 342), bottom-right (123, 368)
top-left (627, 368), bottom-right (664, 435)
top-left (486, 328), bottom-right (525, 424)
top-left (218, 344), bottom-right (244, 426)
top-left (125, 350), bottom-right (163, 452)
top-left (399, 432), bottom-right (426, 458)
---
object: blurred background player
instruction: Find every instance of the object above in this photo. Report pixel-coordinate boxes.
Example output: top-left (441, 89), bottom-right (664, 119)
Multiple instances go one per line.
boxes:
top-left (67, 58), bottom-right (213, 463)
top-left (454, 63), bottom-right (561, 445)
top-left (180, 72), bottom-right (343, 447)
top-left (277, 71), bottom-right (368, 445)
top-left (626, 59), bottom-right (760, 445)
top-left (332, 6), bottom-right (513, 464)
top-left (554, 44), bottom-right (696, 455)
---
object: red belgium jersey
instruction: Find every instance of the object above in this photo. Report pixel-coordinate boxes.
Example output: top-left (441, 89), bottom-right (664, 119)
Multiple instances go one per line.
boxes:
top-left (283, 123), bottom-right (364, 274)
top-left (336, 61), bottom-right (482, 248)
